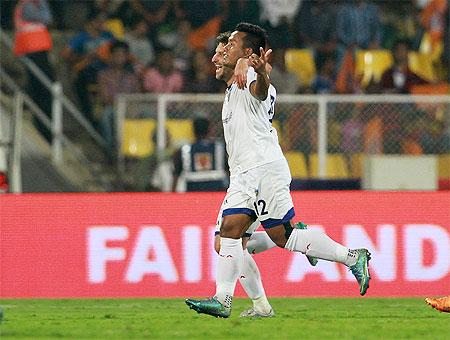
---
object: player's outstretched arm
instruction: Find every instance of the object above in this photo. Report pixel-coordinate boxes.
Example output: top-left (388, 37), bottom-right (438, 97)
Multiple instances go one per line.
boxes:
top-left (234, 57), bottom-right (272, 90)
top-left (249, 47), bottom-right (272, 101)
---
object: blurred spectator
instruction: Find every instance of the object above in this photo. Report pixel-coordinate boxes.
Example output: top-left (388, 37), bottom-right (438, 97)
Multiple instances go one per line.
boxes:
top-left (311, 54), bottom-right (337, 94)
top-left (335, 0), bottom-right (382, 94)
top-left (221, 0), bottom-right (260, 32)
top-left (134, 128), bottom-right (174, 192)
top-left (97, 41), bottom-right (140, 156)
top-left (1, 1), bottom-right (15, 29)
top-left (380, 39), bottom-right (428, 94)
top-left (378, 39), bottom-right (429, 154)
top-left (127, 0), bottom-right (171, 33)
top-left (172, 20), bottom-right (194, 71)
top-left (89, 0), bottom-right (126, 19)
top-left (341, 108), bottom-right (364, 173)
top-left (154, 2), bottom-right (188, 49)
top-left (14, 0), bottom-right (54, 143)
top-left (175, 0), bottom-right (221, 50)
top-left (47, 0), bottom-right (65, 29)
top-left (62, 11), bottom-right (114, 128)
top-left (258, 0), bottom-right (302, 48)
top-left (420, 0), bottom-right (448, 50)
top-left (180, 0), bottom-right (220, 29)
top-left (420, 120), bottom-right (450, 153)
top-left (269, 49), bottom-right (301, 94)
top-left (172, 117), bottom-right (228, 192)
top-left (335, 48), bottom-right (361, 94)
top-left (442, 0), bottom-right (450, 82)
top-left (364, 114), bottom-right (383, 154)
top-left (379, 1), bottom-right (427, 51)
top-left (336, 0), bottom-right (382, 67)
top-left (143, 48), bottom-right (184, 93)
top-left (295, 0), bottom-right (337, 58)
top-left (124, 17), bottom-right (155, 68)
top-left (402, 131), bottom-right (424, 154)
top-left (183, 49), bottom-right (222, 93)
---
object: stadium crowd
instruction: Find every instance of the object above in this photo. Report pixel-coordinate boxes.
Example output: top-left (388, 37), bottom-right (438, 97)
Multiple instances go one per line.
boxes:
top-left (4, 0), bottom-right (450, 190)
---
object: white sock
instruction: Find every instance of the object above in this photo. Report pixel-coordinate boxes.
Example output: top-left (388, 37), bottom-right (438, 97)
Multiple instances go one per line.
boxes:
top-left (239, 251), bottom-right (272, 314)
top-left (253, 296), bottom-right (272, 314)
top-left (285, 229), bottom-right (357, 266)
top-left (215, 237), bottom-right (244, 308)
top-left (246, 231), bottom-right (276, 254)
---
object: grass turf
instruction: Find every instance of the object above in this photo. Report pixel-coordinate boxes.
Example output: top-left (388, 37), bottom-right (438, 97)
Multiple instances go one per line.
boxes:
top-left (0, 298), bottom-right (448, 339)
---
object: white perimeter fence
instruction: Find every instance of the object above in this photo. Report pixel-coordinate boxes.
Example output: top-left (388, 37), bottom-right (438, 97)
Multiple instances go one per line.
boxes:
top-left (115, 94), bottom-right (450, 190)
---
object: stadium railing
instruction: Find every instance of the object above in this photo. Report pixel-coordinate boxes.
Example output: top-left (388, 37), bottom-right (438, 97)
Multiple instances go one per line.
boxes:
top-left (0, 28), bottom-right (114, 192)
top-left (115, 94), bottom-right (450, 191)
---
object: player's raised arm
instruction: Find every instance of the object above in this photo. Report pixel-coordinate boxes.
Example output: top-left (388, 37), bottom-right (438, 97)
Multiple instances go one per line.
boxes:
top-left (234, 56), bottom-right (272, 90)
top-left (249, 47), bottom-right (272, 101)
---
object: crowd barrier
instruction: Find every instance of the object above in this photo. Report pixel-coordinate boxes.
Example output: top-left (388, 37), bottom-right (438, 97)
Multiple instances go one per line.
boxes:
top-left (1, 192), bottom-right (449, 298)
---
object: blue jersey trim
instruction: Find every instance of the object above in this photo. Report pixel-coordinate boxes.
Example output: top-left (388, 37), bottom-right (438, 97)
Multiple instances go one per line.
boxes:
top-left (214, 231), bottom-right (220, 236)
top-left (261, 207), bottom-right (295, 228)
top-left (222, 208), bottom-right (257, 220)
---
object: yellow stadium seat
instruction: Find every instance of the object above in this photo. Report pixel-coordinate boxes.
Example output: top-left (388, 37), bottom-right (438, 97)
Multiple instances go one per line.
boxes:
top-left (272, 120), bottom-right (281, 133)
top-left (285, 151), bottom-right (308, 178)
top-left (419, 31), bottom-right (443, 62)
top-left (166, 119), bottom-right (194, 146)
top-left (121, 119), bottom-right (156, 158)
top-left (419, 31), bottom-right (433, 55)
top-left (105, 19), bottom-right (125, 39)
top-left (285, 49), bottom-right (316, 86)
top-left (408, 52), bottom-right (436, 82)
top-left (438, 154), bottom-right (450, 179)
top-left (355, 50), bottom-right (393, 87)
top-left (309, 154), bottom-right (349, 179)
top-left (351, 153), bottom-right (365, 178)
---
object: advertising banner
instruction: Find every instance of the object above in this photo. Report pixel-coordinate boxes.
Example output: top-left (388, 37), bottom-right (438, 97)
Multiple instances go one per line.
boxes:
top-left (1, 192), bottom-right (449, 298)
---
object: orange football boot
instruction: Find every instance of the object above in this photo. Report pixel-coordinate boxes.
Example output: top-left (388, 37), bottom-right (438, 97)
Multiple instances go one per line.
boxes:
top-left (425, 296), bottom-right (450, 313)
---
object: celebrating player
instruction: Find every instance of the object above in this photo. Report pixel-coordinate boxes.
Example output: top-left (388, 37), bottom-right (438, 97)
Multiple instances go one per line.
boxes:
top-left (209, 32), bottom-right (318, 318)
top-left (211, 31), bottom-right (274, 318)
top-left (186, 23), bottom-right (371, 318)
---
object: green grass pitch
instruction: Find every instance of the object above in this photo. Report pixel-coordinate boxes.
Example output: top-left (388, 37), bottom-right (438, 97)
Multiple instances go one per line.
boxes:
top-left (0, 298), bottom-right (448, 339)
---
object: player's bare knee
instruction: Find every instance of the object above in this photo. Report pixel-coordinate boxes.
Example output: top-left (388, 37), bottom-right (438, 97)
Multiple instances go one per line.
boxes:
top-left (220, 220), bottom-right (241, 239)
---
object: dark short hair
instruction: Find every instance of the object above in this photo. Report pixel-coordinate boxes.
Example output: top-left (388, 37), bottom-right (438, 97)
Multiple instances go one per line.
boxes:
top-left (393, 38), bottom-right (411, 50)
top-left (216, 31), bottom-right (231, 45)
top-left (110, 40), bottom-right (129, 53)
top-left (235, 22), bottom-right (268, 54)
top-left (193, 117), bottom-right (209, 139)
top-left (131, 16), bottom-right (148, 29)
top-left (87, 10), bottom-right (106, 22)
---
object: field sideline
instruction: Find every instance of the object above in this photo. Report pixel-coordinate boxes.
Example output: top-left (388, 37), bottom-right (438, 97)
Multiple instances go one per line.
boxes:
top-left (0, 298), bottom-right (448, 338)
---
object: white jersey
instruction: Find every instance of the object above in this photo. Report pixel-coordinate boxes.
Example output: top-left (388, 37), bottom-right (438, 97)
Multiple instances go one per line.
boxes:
top-left (221, 67), bottom-right (284, 175)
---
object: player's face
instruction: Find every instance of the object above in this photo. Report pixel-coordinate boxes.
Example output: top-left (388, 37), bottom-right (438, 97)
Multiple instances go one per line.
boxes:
top-left (223, 31), bottom-right (248, 68)
top-left (211, 42), bottom-right (226, 80)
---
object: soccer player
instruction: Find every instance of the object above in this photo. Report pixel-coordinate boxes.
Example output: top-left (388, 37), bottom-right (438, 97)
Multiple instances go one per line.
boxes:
top-left (426, 296), bottom-right (450, 313)
top-left (211, 31), bottom-right (274, 318)
top-left (210, 32), bottom-right (319, 318)
top-left (186, 23), bottom-right (371, 318)
top-left (211, 32), bottom-right (318, 318)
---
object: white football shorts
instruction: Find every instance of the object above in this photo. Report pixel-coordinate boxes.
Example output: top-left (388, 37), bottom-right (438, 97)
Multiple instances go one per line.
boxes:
top-left (215, 158), bottom-right (295, 236)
